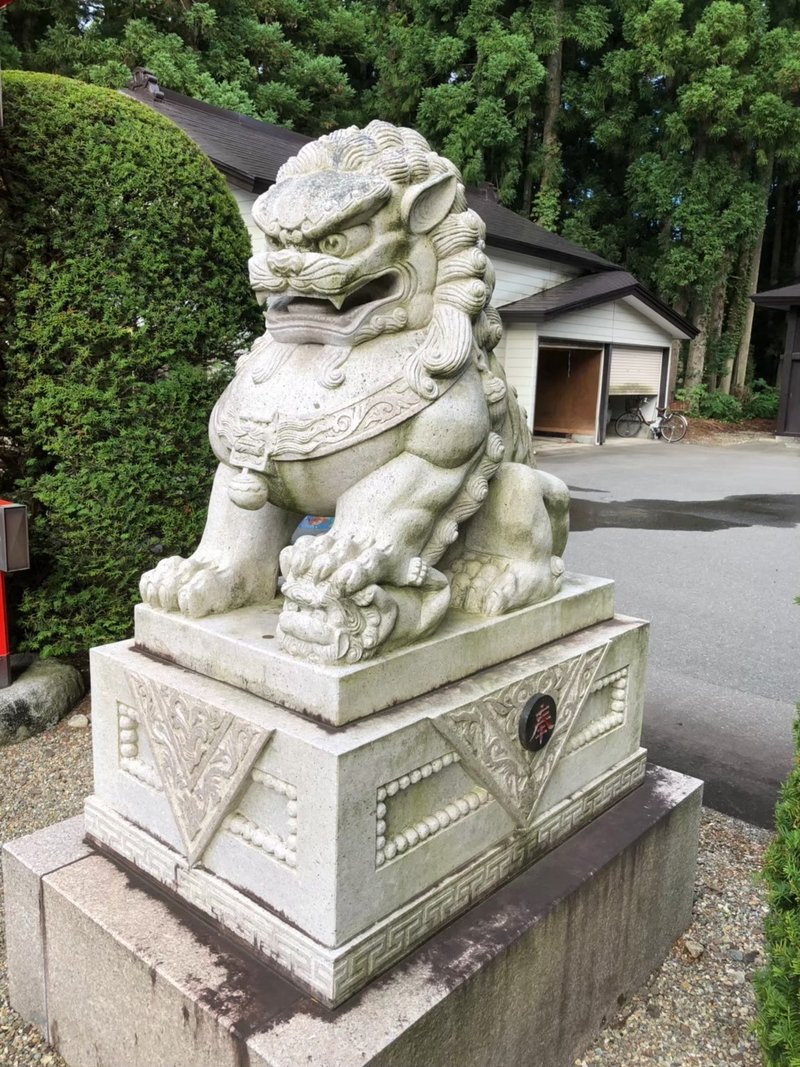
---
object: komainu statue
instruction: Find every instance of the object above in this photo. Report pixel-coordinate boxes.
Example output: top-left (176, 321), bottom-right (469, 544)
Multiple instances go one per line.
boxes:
top-left (140, 122), bottom-right (570, 664)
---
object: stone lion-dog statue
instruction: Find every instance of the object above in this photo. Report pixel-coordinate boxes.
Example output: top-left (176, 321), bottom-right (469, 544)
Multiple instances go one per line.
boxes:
top-left (141, 121), bottom-right (570, 665)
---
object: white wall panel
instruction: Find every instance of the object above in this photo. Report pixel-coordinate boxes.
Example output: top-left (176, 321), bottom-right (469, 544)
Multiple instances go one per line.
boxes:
top-left (229, 186), bottom-right (265, 254)
top-left (489, 249), bottom-right (576, 307)
top-left (542, 300), bottom-right (672, 347)
top-left (501, 324), bottom-right (538, 427)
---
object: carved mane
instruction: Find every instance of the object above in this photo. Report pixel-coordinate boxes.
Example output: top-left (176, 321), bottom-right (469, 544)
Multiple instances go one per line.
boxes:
top-left (257, 122), bottom-right (509, 413)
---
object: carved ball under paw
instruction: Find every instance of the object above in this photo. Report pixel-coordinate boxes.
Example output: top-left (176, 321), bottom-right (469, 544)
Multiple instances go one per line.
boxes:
top-left (277, 580), bottom-right (398, 664)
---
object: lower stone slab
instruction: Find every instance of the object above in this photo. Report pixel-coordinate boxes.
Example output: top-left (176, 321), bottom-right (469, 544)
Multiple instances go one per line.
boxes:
top-left (84, 744), bottom-right (648, 1006)
top-left (3, 766), bottom-right (702, 1067)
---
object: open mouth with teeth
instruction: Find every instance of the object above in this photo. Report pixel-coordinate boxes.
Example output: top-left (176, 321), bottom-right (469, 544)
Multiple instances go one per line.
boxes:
top-left (267, 271), bottom-right (403, 336)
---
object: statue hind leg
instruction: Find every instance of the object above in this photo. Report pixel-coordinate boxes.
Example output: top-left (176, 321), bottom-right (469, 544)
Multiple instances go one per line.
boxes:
top-left (445, 464), bottom-right (569, 616)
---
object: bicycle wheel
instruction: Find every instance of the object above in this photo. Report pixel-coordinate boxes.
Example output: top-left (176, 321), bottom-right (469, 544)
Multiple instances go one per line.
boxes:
top-left (615, 412), bottom-right (643, 437)
top-left (660, 413), bottom-right (688, 443)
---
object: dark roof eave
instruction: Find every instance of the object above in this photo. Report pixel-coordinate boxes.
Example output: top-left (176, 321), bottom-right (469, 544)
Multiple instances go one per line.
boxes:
top-left (751, 295), bottom-right (800, 310)
top-left (210, 159), bottom-right (259, 190)
top-left (632, 286), bottom-right (698, 339)
top-left (484, 233), bottom-right (609, 274)
top-left (499, 283), bottom-right (698, 339)
top-left (499, 282), bottom-right (638, 322)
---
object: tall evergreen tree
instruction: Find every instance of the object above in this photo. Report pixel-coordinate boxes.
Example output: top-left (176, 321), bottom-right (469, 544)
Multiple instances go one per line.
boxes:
top-left (1, 0), bottom-right (373, 131)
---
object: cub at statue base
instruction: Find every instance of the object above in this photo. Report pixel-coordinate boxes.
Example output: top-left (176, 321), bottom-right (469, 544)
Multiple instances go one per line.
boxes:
top-left (141, 121), bottom-right (570, 665)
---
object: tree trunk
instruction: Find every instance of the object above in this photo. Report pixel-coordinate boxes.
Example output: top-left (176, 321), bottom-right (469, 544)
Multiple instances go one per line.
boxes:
top-left (793, 183), bottom-right (800, 278)
top-left (769, 179), bottom-right (785, 286)
top-left (684, 300), bottom-right (709, 391)
top-left (532, 0), bottom-right (563, 230)
top-left (732, 160), bottom-right (773, 393)
top-left (521, 118), bottom-right (536, 218)
top-left (706, 263), bottom-right (730, 391)
top-left (733, 225), bottom-right (766, 393)
top-left (719, 241), bottom-right (752, 394)
top-left (667, 295), bottom-right (688, 400)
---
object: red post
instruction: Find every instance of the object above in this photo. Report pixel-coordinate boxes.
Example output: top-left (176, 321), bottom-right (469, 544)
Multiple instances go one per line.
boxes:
top-left (0, 499), bottom-right (29, 687)
top-left (0, 571), bottom-right (9, 688)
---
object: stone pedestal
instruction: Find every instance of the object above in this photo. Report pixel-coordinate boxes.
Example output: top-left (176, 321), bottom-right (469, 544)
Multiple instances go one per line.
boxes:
top-left (83, 574), bottom-right (649, 1006)
top-left (3, 766), bottom-right (703, 1067)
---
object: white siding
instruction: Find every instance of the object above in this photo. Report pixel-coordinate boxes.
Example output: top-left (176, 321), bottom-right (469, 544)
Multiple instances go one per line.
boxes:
top-left (542, 298), bottom-right (673, 347)
top-left (609, 347), bottom-right (663, 395)
top-left (489, 248), bottom-right (576, 307)
top-left (502, 323), bottom-right (538, 428)
top-left (229, 185), bottom-right (266, 254)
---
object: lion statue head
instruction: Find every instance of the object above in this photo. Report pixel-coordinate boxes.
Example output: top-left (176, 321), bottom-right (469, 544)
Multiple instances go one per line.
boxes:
top-left (248, 120), bottom-right (504, 404)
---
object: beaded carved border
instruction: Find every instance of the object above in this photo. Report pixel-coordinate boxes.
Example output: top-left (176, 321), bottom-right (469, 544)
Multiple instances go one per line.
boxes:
top-left (84, 748), bottom-right (647, 1007)
top-left (375, 752), bottom-right (491, 867)
top-left (117, 701), bottom-right (163, 792)
top-left (224, 768), bottom-right (299, 870)
top-left (565, 666), bottom-right (629, 754)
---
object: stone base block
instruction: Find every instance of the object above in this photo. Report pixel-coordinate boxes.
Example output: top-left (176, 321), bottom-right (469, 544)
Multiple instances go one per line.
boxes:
top-left (3, 766), bottom-right (703, 1067)
top-left (133, 572), bottom-right (614, 723)
top-left (86, 613), bottom-right (649, 1003)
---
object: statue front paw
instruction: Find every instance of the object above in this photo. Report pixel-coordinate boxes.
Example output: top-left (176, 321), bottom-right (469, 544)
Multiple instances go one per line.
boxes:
top-left (140, 556), bottom-right (241, 617)
top-left (140, 556), bottom-right (199, 612)
top-left (280, 531), bottom-right (393, 598)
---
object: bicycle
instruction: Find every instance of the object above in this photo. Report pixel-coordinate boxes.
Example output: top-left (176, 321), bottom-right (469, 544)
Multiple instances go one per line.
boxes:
top-left (614, 399), bottom-right (688, 443)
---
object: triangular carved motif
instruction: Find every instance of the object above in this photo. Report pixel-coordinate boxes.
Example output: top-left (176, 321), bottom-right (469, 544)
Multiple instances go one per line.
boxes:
top-left (431, 644), bottom-right (608, 828)
top-left (127, 671), bottom-right (272, 865)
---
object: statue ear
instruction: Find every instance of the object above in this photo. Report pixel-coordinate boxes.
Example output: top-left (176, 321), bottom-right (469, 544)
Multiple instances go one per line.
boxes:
top-left (401, 173), bottom-right (458, 234)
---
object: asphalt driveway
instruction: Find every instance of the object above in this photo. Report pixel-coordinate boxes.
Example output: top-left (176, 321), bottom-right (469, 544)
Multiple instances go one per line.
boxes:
top-left (542, 435), bottom-right (800, 828)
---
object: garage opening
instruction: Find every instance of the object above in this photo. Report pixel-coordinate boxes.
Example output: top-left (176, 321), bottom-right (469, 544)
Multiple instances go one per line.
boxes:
top-left (606, 347), bottom-right (666, 430)
top-left (533, 345), bottom-right (602, 438)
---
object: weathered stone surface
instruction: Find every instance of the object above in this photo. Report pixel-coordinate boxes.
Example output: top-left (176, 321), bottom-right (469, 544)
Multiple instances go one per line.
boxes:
top-left (0, 655), bottom-right (85, 745)
top-left (1, 815), bottom-right (90, 1033)
top-left (4, 766), bottom-right (702, 1067)
top-left (139, 122), bottom-right (571, 665)
top-left (134, 572), bottom-right (615, 722)
top-left (85, 611), bottom-right (649, 1003)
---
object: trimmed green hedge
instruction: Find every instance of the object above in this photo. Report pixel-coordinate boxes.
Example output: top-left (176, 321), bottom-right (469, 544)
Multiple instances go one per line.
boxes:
top-left (756, 706), bottom-right (800, 1064)
top-left (0, 71), bottom-right (261, 656)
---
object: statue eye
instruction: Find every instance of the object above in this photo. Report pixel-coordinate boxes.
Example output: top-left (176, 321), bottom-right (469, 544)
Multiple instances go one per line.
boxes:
top-left (319, 233), bottom-right (348, 256)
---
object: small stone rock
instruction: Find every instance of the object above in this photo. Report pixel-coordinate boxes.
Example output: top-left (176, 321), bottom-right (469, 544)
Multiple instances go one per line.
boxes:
top-left (0, 655), bottom-right (85, 746)
top-left (729, 948), bottom-right (744, 962)
top-left (683, 938), bottom-right (705, 959)
top-left (67, 713), bottom-right (89, 729)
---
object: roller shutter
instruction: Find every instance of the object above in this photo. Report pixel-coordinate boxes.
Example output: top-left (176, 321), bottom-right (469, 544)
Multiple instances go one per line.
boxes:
top-left (609, 347), bottom-right (662, 395)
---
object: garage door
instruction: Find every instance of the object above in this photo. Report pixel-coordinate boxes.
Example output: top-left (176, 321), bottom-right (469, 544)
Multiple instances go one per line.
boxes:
top-left (609, 347), bottom-right (663, 395)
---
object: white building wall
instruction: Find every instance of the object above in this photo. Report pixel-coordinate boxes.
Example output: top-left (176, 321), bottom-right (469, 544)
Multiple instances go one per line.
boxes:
top-left (229, 185), bottom-right (266, 254)
top-left (541, 298), bottom-right (671, 347)
top-left (501, 323), bottom-right (538, 428)
top-left (490, 248), bottom-right (576, 307)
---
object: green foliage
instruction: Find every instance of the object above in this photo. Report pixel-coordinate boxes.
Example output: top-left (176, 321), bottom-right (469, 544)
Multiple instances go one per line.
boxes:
top-left (6, 0), bottom-right (799, 390)
top-left (0, 71), bottom-right (262, 656)
top-left (743, 379), bottom-right (780, 419)
top-left (2, 0), bottom-right (373, 132)
top-left (676, 384), bottom-right (744, 421)
top-left (756, 706), bottom-right (800, 1065)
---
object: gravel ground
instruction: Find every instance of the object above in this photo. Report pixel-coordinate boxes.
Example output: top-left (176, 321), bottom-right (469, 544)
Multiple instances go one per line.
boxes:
top-left (0, 707), bottom-right (772, 1067)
